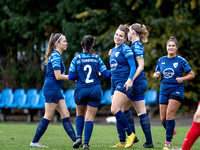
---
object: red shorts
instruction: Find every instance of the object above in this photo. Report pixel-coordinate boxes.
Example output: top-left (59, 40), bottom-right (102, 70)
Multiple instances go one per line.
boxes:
top-left (199, 101), bottom-right (200, 105)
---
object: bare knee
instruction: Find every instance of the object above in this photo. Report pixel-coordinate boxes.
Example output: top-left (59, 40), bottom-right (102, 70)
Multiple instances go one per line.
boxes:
top-left (111, 106), bottom-right (119, 115)
top-left (160, 113), bottom-right (166, 123)
top-left (60, 110), bottom-right (70, 119)
top-left (44, 113), bottom-right (54, 120)
top-left (194, 112), bottom-right (200, 122)
top-left (166, 111), bottom-right (175, 120)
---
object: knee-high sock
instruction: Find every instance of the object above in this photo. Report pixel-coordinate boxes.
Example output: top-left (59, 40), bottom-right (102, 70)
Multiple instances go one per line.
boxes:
top-left (84, 121), bottom-right (93, 144)
top-left (116, 119), bottom-right (126, 142)
top-left (182, 122), bottom-right (200, 150)
top-left (166, 119), bottom-right (175, 142)
top-left (75, 116), bottom-right (85, 137)
top-left (139, 114), bottom-right (153, 144)
top-left (62, 117), bottom-right (77, 142)
top-left (162, 122), bottom-right (166, 129)
top-left (115, 110), bottom-right (132, 135)
top-left (32, 118), bottom-right (50, 143)
top-left (125, 110), bottom-right (135, 134)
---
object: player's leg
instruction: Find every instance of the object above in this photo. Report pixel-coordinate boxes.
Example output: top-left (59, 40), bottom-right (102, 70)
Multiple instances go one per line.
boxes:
top-left (111, 90), bottom-right (136, 148)
top-left (165, 99), bottom-right (181, 145)
top-left (133, 100), bottom-right (153, 148)
top-left (181, 103), bottom-right (200, 150)
top-left (30, 102), bottom-right (57, 147)
top-left (56, 99), bottom-right (77, 143)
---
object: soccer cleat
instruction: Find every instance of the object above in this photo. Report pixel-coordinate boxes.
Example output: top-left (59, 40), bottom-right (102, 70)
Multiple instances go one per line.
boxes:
top-left (30, 142), bottom-right (48, 148)
top-left (164, 141), bottom-right (171, 146)
top-left (140, 142), bottom-right (154, 148)
top-left (111, 142), bottom-right (126, 148)
top-left (83, 143), bottom-right (90, 149)
top-left (73, 137), bottom-right (82, 149)
top-left (124, 133), bottom-right (136, 148)
top-left (172, 129), bottom-right (176, 139)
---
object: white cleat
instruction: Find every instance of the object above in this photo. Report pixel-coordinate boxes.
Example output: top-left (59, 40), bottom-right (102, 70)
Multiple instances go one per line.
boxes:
top-left (30, 142), bottom-right (48, 148)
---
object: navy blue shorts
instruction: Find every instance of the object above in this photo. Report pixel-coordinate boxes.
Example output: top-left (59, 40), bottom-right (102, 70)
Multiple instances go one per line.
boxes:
top-left (43, 88), bottom-right (64, 104)
top-left (159, 86), bottom-right (184, 104)
top-left (74, 84), bottom-right (101, 108)
top-left (111, 79), bottom-right (133, 97)
top-left (129, 80), bottom-right (147, 101)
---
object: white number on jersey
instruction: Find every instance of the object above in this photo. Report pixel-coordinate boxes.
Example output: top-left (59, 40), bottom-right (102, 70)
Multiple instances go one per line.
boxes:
top-left (84, 65), bottom-right (94, 83)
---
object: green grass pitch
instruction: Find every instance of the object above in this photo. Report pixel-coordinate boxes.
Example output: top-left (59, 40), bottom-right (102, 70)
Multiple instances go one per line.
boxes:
top-left (0, 123), bottom-right (200, 150)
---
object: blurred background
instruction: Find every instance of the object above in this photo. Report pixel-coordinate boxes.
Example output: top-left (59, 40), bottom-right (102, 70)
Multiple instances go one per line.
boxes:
top-left (0, 0), bottom-right (199, 115)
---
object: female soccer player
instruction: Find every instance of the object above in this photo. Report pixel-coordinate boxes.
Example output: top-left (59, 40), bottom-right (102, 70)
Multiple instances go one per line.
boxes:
top-left (153, 37), bottom-right (195, 148)
top-left (110, 24), bottom-right (137, 148)
top-left (68, 35), bottom-right (110, 149)
top-left (112, 23), bottom-right (154, 148)
top-left (30, 33), bottom-right (77, 148)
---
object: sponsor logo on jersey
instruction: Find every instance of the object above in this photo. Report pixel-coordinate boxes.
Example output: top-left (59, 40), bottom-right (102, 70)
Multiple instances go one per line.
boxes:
top-left (115, 52), bottom-right (120, 57)
top-left (176, 92), bottom-right (180, 94)
top-left (163, 68), bottom-right (174, 78)
top-left (173, 62), bottom-right (178, 68)
top-left (162, 62), bottom-right (165, 64)
top-left (110, 59), bottom-right (118, 71)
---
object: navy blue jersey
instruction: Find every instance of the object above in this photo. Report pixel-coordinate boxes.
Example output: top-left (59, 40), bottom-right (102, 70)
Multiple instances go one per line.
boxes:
top-left (155, 55), bottom-right (192, 87)
top-left (43, 50), bottom-right (65, 89)
top-left (69, 52), bottom-right (107, 88)
top-left (131, 41), bottom-right (147, 82)
top-left (110, 43), bottom-right (135, 81)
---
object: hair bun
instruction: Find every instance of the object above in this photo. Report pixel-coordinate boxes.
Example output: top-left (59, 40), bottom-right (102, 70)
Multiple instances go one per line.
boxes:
top-left (170, 36), bottom-right (176, 40)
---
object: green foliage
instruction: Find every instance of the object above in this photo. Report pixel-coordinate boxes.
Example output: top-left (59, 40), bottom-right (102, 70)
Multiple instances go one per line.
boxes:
top-left (0, 0), bottom-right (199, 102)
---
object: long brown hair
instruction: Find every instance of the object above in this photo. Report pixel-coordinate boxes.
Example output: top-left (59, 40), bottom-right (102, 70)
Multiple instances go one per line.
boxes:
top-left (130, 23), bottom-right (149, 43)
top-left (44, 33), bottom-right (63, 65)
top-left (81, 35), bottom-right (95, 55)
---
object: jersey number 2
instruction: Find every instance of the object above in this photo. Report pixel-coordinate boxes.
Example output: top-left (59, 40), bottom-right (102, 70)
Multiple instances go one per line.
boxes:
top-left (84, 65), bottom-right (94, 83)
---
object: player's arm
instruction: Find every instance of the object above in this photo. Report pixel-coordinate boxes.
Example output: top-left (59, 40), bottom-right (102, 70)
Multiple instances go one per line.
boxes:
top-left (54, 70), bottom-right (69, 80)
top-left (176, 70), bottom-right (195, 83)
top-left (153, 59), bottom-right (161, 79)
top-left (68, 57), bottom-right (77, 81)
top-left (98, 56), bottom-right (111, 78)
top-left (132, 56), bottom-right (144, 81)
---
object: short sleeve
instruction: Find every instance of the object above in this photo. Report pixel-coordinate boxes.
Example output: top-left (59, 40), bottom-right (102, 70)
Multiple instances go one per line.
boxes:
top-left (182, 58), bottom-right (192, 73)
top-left (51, 52), bottom-right (61, 70)
top-left (97, 56), bottom-right (107, 73)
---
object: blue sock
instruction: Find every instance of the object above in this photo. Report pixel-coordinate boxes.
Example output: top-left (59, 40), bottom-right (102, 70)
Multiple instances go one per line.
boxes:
top-left (32, 118), bottom-right (50, 143)
top-left (84, 121), bottom-right (93, 144)
top-left (162, 122), bottom-right (166, 129)
top-left (166, 119), bottom-right (175, 142)
top-left (124, 110), bottom-right (135, 134)
top-left (75, 116), bottom-right (85, 137)
top-left (115, 110), bottom-right (132, 135)
top-left (116, 119), bottom-right (126, 142)
top-left (62, 117), bottom-right (77, 142)
top-left (139, 114), bottom-right (153, 144)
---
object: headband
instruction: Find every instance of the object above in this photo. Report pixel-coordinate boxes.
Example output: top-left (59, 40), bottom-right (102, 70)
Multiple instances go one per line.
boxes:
top-left (54, 35), bottom-right (63, 46)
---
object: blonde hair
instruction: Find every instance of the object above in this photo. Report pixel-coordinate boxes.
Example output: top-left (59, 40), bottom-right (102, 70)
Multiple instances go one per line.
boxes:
top-left (44, 33), bottom-right (63, 65)
top-left (167, 36), bottom-right (179, 47)
top-left (130, 23), bottom-right (149, 43)
top-left (118, 24), bottom-right (129, 38)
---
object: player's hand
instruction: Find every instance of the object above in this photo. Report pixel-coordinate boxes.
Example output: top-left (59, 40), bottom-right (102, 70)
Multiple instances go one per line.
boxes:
top-left (153, 72), bottom-right (161, 79)
top-left (108, 49), bottom-right (112, 56)
top-left (176, 77), bottom-right (182, 83)
top-left (124, 78), bottom-right (133, 92)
